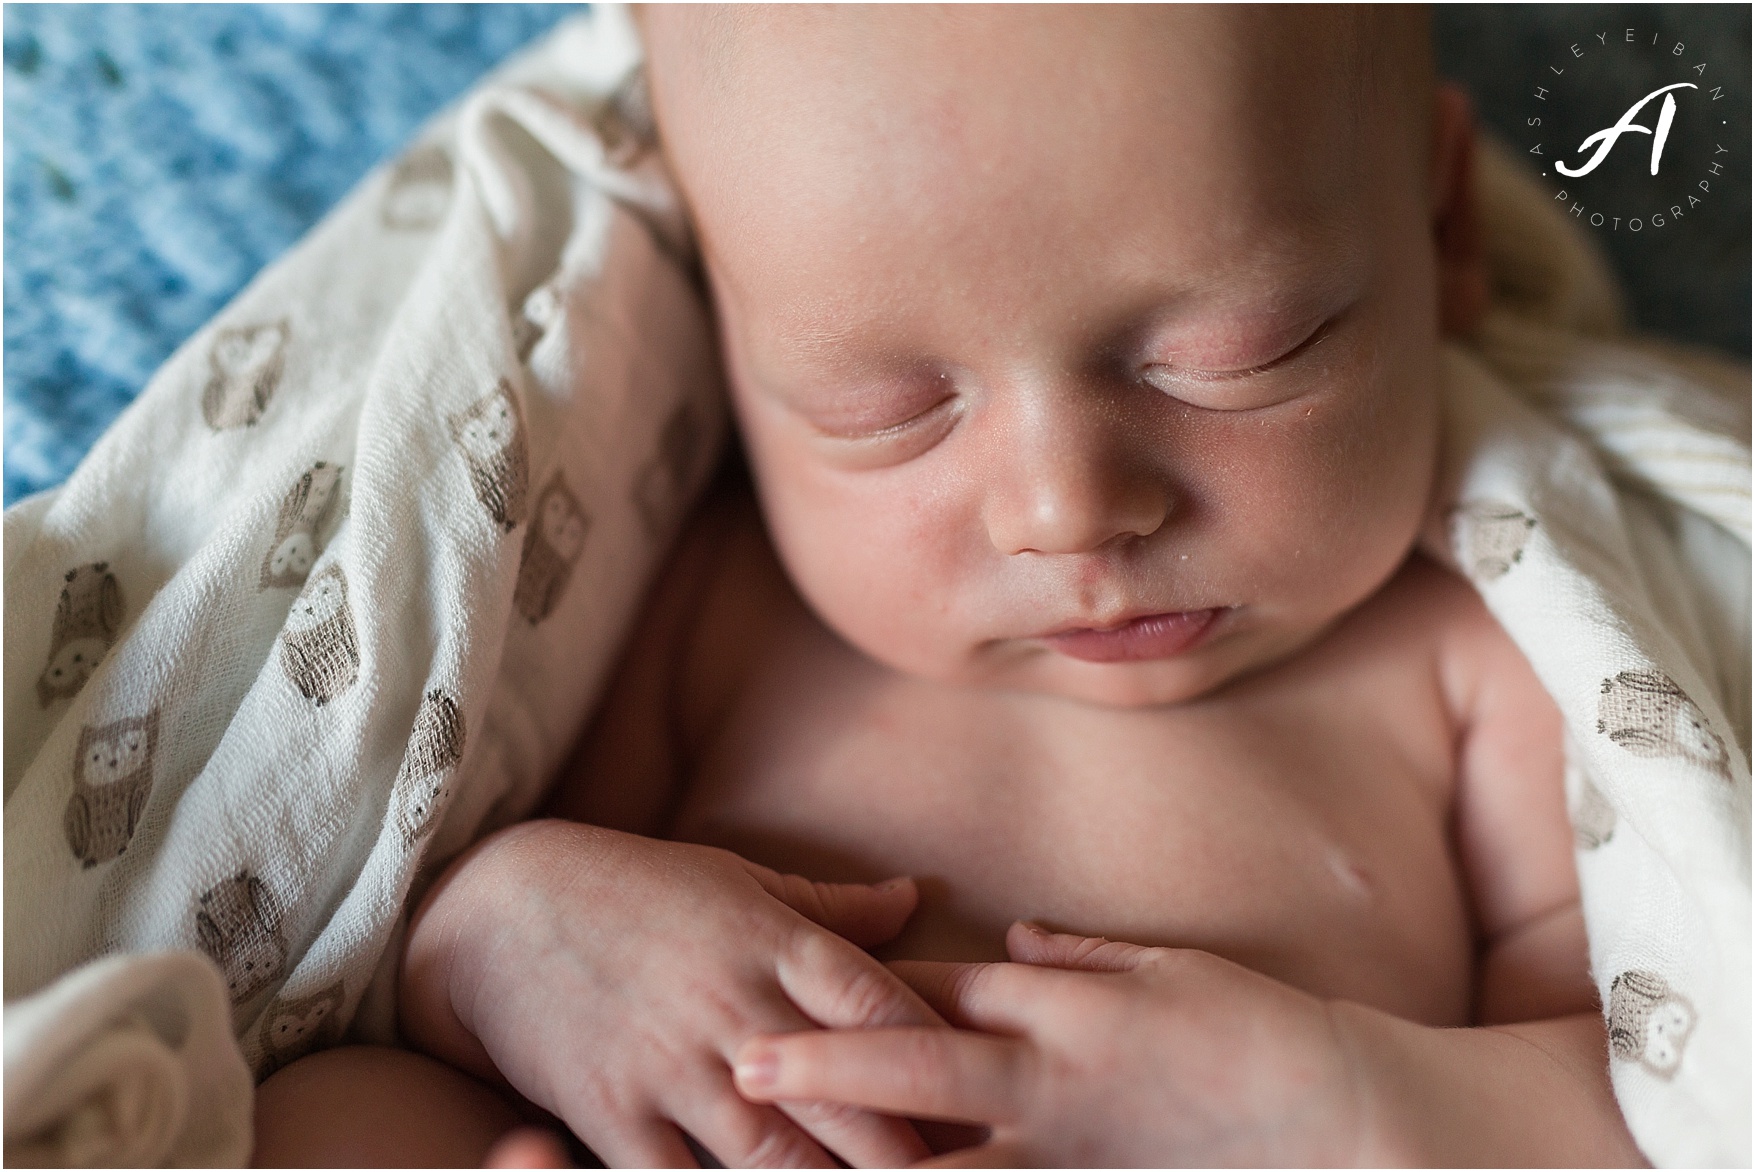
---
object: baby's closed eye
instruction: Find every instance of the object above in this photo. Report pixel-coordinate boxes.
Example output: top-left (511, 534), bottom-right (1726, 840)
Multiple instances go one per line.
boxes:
top-left (792, 372), bottom-right (963, 466)
top-left (1138, 308), bottom-right (1345, 411)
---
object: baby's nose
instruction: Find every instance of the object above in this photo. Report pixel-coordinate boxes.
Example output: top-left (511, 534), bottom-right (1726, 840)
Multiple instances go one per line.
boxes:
top-left (986, 480), bottom-right (1167, 555)
top-left (982, 435), bottom-right (1170, 557)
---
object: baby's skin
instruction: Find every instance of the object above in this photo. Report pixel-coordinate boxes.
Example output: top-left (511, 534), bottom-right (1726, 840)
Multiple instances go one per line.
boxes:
top-left (255, 8), bottom-right (1646, 1167)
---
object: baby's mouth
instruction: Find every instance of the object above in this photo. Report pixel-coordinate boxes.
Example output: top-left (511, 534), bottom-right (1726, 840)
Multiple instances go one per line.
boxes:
top-left (1041, 609), bottom-right (1222, 663)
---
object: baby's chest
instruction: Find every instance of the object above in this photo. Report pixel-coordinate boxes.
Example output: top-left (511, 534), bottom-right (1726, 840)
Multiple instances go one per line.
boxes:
top-left (669, 629), bottom-right (1477, 1025)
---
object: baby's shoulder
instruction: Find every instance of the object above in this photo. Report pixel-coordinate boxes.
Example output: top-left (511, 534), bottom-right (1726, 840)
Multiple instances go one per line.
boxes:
top-left (1370, 554), bottom-right (1557, 744)
top-left (1319, 553), bottom-right (1549, 734)
top-left (548, 466), bottom-right (790, 828)
top-left (635, 463), bottom-right (790, 641)
top-left (660, 468), bottom-right (803, 742)
top-left (1360, 552), bottom-right (1519, 662)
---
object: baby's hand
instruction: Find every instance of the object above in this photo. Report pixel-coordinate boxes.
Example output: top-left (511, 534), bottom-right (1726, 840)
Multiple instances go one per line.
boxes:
top-left (404, 819), bottom-right (938, 1168)
top-left (733, 922), bottom-right (1366, 1168)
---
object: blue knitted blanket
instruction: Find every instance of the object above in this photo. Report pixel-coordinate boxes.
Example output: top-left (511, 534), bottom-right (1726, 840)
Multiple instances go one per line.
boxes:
top-left (3, 4), bottom-right (579, 505)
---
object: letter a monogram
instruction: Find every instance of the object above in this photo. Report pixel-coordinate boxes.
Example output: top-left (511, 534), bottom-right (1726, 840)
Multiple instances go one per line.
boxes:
top-left (1557, 83), bottom-right (1697, 177)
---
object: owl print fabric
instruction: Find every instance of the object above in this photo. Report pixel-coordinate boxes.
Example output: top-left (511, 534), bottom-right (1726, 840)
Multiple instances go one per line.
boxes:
top-left (202, 320), bottom-right (290, 430)
top-left (63, 711), bottom-right (158, 869)
top-left (1424, 313), bottom-right (1749, 1162)
top-left (260, 462), bottom-right (342, 589)
top-left (3, 7), bottom-right (723, 1164)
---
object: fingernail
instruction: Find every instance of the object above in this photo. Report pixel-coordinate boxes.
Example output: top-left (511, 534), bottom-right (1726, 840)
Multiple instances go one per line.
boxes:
top-left (876, 876), bottom-right (911, 892)
top-left (736, 1045), bottom-right (779, 1091)
top-left (1018, 920), bottom-right (1048, 936)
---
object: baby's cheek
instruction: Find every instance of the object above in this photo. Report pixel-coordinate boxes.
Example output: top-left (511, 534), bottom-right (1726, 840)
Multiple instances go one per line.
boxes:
top-left (1210, 373), bottom-right (1435, 614)
top-left (764, 455), bottom-right (982, 676)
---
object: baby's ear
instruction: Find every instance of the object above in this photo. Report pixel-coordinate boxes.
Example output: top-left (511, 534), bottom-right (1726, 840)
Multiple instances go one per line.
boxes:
top-left (1432, 83), bottom-right (1489, 338)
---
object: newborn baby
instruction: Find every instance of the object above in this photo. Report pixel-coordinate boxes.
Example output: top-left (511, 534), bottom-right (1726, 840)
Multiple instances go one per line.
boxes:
top-left (254, 7), bottom-right (1644, 1166)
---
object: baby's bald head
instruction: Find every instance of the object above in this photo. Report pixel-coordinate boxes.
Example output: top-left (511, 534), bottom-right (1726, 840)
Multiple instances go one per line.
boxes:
top-left (644, 5), bottom-right (1438, 272)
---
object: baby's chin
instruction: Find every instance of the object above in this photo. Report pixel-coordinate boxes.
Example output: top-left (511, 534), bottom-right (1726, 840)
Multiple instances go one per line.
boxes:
top-left (863, 611), bottom-right (1339, 710)
top-left (991, 660), bottom-right (1237, 709)
top-left (998, 637), bottom-right (1322, 709)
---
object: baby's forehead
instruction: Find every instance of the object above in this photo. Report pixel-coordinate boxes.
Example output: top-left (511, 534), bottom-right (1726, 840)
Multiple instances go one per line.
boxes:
top-left (644, 7), bottom-right (1436, 371)
top-left (644, 6), bottom-right (1430, 195)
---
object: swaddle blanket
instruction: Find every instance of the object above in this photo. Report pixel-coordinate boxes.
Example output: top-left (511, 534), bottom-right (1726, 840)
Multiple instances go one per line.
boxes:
top-left (5, 7), bottom-right (723, 1164)
top-left (1426, 139), bottom-right (1750, 1167)
top-left (3, 11), bottom-right (1748, 1166)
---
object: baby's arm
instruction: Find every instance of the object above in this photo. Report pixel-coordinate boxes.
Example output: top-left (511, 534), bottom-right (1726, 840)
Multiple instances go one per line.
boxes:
top-left (546, 481), bottom-right (785, 834)
top-left (399, 482), bottom-right (940, 1167)
top-left (1445, 594), bottom-right (1596, 1024)
top-left (1319, 597), bottom-right (1641, 1162)
top-left (542, 483), bottom-right (745, 834)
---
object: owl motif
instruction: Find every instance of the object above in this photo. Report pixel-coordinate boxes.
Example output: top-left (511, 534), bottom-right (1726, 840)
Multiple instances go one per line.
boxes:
top-left (1597, 670), bottom-right (1729, 776)
top-left (279, 564), bottom-right (360, 705)
top-left (391, 690), bottom-right (467, 845)
top-left (64, 710), bottom-right (159, 868)
top-left (202, 320), bottom-right (290, 430)
top-left (37, 562), bottom-right (124, 706)
top-left (1450, 501), bottom-right (1537, 583)
top-left (381, 144), bottom-right (454, 231)
top-left (260, 463), bottom-right (344, 589)
top-left (1570, 773), bottom-right (1616, 850)
top-left (1608, 970), bottom-right (1695, 1079)
top-left (635, 402), bottom-right (706, 538)
top-left (448, 379), bottom-right (529, 532)
top-left (256, 980), bottom-right (345, 1077)
top-left (514, 474), bottom-right (590, 625)
top-left (195, 869), bottom-right (287, 1007)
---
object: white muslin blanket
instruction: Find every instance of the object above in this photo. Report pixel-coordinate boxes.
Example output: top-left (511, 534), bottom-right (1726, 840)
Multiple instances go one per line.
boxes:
top-left (3, 11), bottom-right (1749, 1166)
top-left (6, 7), bottom-right (723, 1164)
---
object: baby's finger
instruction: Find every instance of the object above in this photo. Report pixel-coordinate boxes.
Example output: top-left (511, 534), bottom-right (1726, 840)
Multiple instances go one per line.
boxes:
top-left (667, 1075), bottom-right (837, 1168)
top-left (885, 960), bottom-right (993, 1028)
top-left (746, 864), bottom-right (920, 947)
top-left (779, 929), bottom-right (944, 1029)
top-left (734, 1029), bottom-right (1030, 1126)
top-left (738, 996), bottom-right (934, 1166)
top-left (887, 959), bottom-right (1041, 1035)
top-left (1004, 920), bottom-right (1156, 973)
top-left (777, 1097), bottom-right (932, 1168)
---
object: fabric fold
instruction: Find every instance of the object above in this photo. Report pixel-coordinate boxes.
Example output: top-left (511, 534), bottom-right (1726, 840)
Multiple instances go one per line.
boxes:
top-left (3, 951), bottom-right (251, 1167)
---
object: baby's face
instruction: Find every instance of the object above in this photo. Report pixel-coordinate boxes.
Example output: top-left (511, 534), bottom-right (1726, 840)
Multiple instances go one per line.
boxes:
top-left (649, 7), bottom-right (1462, 706)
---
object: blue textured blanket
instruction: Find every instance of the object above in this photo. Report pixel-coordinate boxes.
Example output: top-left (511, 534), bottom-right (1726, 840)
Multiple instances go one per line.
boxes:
top-left (3, 4), bottom-right (578, 505)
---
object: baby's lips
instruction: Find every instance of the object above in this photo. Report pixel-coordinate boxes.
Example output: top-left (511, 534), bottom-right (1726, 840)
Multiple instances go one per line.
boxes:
top-left (1042, 608), bottom-right (1221, 663)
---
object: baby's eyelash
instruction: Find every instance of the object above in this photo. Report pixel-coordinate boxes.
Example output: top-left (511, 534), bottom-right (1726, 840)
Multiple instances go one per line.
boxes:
top-left (809, 393), bottom-right (956, 441)
top-left (806, 393), bottom-right (963, 469)
top-left (1136, 313), bottom-right (1344, 412)
top-left (1172, 317), bottom-right (1335, 382)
